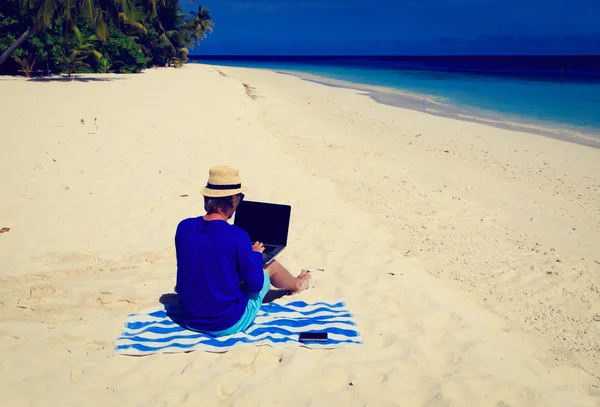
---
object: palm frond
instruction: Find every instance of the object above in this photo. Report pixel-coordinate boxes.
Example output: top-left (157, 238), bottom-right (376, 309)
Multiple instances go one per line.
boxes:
top-left (93, 8), bottom-right (109, 41)
top-left (62, 0), bottom-right (73, 26)
top-left (132, 22), bottom-right (148, 35)
top-left (158, 33), bottom-right (176, 53)
top-left (186, 5), bottom-right (214, 45)
top-left (165, 29), bottom-right (184, 44)
top-left (37, 0), bottom-right (56, 29)
top-left (12, 53), bottom-right (37, 78)
top-left (140, 0), bottom-right (167, 15)
top-left (98, 57), bottom-right (112, 73)
top-left (119, 0), bottom-right (139, 23)
top-left (81, 0), bottom-right (95, 20)
top-left (72, 25), bottom-right (83, 41)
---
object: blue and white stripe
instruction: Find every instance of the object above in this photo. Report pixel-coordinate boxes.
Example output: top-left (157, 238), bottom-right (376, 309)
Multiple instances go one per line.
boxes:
top-left (114, 300), bottom-right (362, 355)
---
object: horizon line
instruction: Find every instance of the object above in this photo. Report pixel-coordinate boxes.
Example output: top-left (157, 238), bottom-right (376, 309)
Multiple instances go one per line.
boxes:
top-left (188, 54), bottom-right (600, 58)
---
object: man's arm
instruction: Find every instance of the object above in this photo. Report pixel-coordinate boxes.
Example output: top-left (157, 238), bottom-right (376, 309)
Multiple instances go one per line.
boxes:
top-left (236, 232), bottom-right (265, 293)
top-left (174, 219), bottom-right (190, 294)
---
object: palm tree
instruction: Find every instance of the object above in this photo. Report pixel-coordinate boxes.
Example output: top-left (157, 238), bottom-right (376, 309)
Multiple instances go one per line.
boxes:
top-left (133, 1), bottom-right (211, 67)
top-left (12, 53), bottom-right (37, 78)
top-left (0, 0), bottom-right (138, 68)
top-left (162, 26), bottom-right (192, 63)
top-left (187, 6), bottom-right (215, 45)
top-left (187, 6), bottom-right (213, 46)
top-left (139, 0), bottom-right (166, 15)
top-left (56, 27), bottom-right (102, 77)
top-left (98, 56), bottom-right (112, 73)
top-left (144, 0), bottom-right (191, 66)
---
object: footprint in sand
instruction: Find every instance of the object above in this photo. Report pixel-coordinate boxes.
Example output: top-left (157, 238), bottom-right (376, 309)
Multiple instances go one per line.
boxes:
top-left (18, 284), bottom-right (64, 306)
top-left (29, 284), bottom-right (56, 298)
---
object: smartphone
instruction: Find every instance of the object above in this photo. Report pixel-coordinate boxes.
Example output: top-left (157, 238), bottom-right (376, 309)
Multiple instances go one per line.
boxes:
top-left (298, 332), bottom-right (328, 342)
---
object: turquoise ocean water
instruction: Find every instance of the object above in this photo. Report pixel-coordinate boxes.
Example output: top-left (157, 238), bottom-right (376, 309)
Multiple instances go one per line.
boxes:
top-left (189, 56), bottom-right (600, 146)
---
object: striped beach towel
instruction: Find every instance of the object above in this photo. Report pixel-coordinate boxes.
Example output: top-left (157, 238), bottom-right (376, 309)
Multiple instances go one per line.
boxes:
top-left (114, 300), bottom-right (362, 356)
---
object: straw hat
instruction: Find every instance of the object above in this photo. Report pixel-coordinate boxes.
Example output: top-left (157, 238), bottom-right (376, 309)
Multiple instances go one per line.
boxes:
top-left (201, 165), bottom-right (248, 198)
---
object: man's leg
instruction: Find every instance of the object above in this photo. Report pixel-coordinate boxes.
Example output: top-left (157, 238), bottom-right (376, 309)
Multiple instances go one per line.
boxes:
top-left (265, 260), bottom-right (311, 293)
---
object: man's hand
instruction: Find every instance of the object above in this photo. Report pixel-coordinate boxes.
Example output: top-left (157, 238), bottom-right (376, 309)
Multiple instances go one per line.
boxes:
top-left (252, 242), bottom-right (265, 253)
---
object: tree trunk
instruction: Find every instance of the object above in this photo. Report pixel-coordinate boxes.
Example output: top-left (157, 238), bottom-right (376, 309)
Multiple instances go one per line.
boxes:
top-left (0, 25), bottom-right (37, 69)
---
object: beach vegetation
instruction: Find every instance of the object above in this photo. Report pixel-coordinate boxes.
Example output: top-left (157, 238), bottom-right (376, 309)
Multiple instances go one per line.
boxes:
top-left (0, 0), bottom-right (137, 68)
top-left (91, 24), bottom-right (149, 73)
top-left (97, 57), bottom-right (112, 73)
top-left (11, 52), bottom-right (36, 78)
top-left (54, 27), bottom-right (103, 77)
top-left (187, 5), bottom-right (214, 46)
top-left (0, 0), bottom-right (213, 76)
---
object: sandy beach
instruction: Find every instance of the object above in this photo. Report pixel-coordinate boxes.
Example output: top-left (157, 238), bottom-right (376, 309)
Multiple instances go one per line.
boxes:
top-left (1, 64), bottom-right (599, 406)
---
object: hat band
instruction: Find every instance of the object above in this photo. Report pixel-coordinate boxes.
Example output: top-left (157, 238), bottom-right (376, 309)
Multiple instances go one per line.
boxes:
top-left (206, 183), bottom-right (242, 190)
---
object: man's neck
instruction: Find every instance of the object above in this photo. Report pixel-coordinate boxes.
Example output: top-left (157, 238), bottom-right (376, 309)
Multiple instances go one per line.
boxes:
top-left (204, 213), bottom-right (229, 222)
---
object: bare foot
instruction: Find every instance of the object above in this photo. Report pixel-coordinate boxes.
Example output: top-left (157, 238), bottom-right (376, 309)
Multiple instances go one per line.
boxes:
top-left (291, 270), bottom-right (311, 294)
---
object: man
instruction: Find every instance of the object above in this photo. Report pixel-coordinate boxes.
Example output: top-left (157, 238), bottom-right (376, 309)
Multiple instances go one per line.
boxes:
top-left (175, 165), bottom-right (311, 336)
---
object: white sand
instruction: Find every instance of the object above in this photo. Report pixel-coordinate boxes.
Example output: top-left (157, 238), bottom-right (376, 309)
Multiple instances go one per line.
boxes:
top-left (1, 65), bottom-right (599, 406)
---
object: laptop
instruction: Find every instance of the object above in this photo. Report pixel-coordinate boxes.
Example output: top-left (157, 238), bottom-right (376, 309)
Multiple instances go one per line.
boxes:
top-left (234, 200), bottom-right (291, 266)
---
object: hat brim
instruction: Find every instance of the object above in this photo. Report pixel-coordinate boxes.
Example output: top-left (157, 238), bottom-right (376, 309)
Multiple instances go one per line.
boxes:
top-left (201, 186), bottom-right (247, 198)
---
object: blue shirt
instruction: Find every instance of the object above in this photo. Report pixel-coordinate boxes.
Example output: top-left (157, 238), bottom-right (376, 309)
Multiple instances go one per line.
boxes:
top-left (175, 217), bottom-right (265, 332)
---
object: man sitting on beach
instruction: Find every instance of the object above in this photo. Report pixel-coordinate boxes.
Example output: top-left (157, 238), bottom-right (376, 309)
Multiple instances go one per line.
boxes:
top-left (175, 165), bottom-right (311, 336)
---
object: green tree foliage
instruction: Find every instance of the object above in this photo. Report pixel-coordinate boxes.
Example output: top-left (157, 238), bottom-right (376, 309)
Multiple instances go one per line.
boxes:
top-left (12, 53), bottom-right (37, 77)
top-left (0, 1), bottom-right (63, 75)
top-left (97, 57), bottom-right (112, 73)
top-left (0, 0), bottom-right (138, 68)
top-left (187, 5), bottom-right (213, 46)
top-left (92, 25), bottom-right (150, 73)
top-left (0, 0), bottom-right (213, 76)
top-left (145, 0), bottom-right (193, 66)
top-left (55, 27), bottom-right (103, 77)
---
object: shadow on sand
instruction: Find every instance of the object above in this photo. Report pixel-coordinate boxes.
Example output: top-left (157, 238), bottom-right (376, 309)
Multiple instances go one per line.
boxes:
top-left (26, 75), bottom-right (123, 83)
top-left (159, 289), bottom-right (290, 308)
top-left (159, 290), bottom-right (290, 332)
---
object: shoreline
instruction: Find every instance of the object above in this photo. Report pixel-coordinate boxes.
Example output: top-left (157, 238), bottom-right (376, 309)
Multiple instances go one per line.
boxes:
top-left (193, 61), bottom-right (600, 148)
top-left (7, 62), bottom-right (600, 148)
top-left (280, 70), bottom-right (600, 149)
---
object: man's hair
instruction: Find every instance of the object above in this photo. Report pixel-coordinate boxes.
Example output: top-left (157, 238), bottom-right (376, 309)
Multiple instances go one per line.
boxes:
top-left (204, 195), bottom-right (235, 216)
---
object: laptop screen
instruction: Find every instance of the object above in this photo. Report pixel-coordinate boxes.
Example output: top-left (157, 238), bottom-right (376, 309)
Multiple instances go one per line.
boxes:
top-left (234, 200), bottom-right (291, 246)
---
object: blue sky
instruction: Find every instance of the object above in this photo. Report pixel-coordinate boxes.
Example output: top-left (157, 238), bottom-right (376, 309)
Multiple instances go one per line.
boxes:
top-left (182, 0), bottom-right (600, 55)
